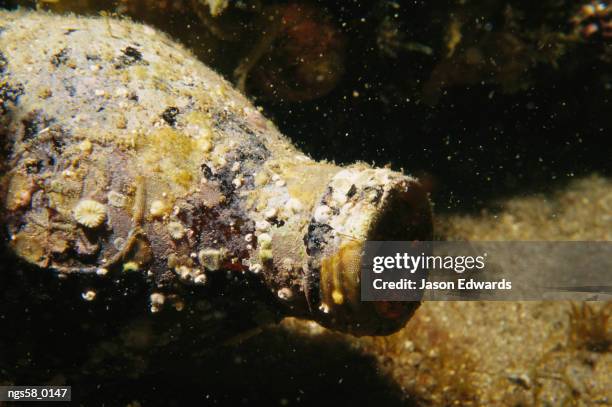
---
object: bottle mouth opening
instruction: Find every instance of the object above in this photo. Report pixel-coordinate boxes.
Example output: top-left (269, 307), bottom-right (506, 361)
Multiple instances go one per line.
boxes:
top-left (361, 180), bottom-right (433, 333)
top-left (311, 173), bottom-right (433, 336)
top-left (366, 180), bottom-right (433, 242)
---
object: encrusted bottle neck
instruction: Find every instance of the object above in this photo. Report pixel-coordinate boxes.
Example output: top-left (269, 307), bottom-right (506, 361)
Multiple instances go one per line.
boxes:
top-left (281, 167), bottom-right (433, 335)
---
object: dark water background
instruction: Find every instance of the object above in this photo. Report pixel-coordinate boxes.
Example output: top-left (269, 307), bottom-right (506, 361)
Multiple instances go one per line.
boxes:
top-left (262, 1), bottom-right (610, 213)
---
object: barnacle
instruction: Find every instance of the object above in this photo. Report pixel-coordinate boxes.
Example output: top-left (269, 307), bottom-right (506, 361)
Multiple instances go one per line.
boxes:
top-left (193, 274), bottom-right (207, 284)
top-left (234, 2), bottom-right (346, 102)
top-left (73, 199), bottom-right (107, 228)
top-left (277, 287), bottom-right (293, 301)
top-left (149, 200), bottom-right (167, 218)
top-left (149, 292), bottom-right (165, 313)
top-left (167, 221), bottom-right (186, 240)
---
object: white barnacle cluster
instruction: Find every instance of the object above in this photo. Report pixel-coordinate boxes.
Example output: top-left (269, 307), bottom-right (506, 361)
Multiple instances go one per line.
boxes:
top-left (96, 267), bottom-right (109, 276)
top-left (256, 194), bottom-right (303, 234)
top-left (73, 199), bottom-right (107, 228)
top-left (317, 168), bottom-right (403, 241)
top-left (241, 167), bottom-right (310, 275)
top-left (277, 287), bottom-right (294, 301)
top-left (232, 174), bottom-right (244, 188)
top-left (175, 265), bottom-right (207, 285)
top-left (150, 292), bottom-right (166, 313)
top-left (248, 262), bottom-right (263, 274)
top-left (270, 195), bottom-right (304, 222)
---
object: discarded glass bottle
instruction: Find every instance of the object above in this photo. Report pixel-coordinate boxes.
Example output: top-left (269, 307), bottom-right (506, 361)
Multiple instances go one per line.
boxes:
top-left (0, 11), bottom-right (432, 340)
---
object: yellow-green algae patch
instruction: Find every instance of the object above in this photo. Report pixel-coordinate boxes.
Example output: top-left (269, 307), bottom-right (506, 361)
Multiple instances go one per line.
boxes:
top-left (135, 128), bottom-right (209, 193)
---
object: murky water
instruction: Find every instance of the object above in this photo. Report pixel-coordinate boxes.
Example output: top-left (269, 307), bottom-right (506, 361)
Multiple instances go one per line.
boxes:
top-left (1, 1), bottom-right (610, 405)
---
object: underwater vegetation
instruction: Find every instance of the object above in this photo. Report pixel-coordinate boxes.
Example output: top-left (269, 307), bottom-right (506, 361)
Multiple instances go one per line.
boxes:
top-left (232, 2), bottom-right (346, 101)
top-left (571, 1), bottom-right (612, 40)
top-left (568, 302), bottom-right (611, 353)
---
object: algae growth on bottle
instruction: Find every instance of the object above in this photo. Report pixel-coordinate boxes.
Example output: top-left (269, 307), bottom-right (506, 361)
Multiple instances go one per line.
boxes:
top-left (0, 10), bottom-right (432, 340)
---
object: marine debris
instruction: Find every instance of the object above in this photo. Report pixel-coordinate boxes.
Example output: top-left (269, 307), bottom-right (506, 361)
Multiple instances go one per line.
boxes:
top-left (0, 10), bottom-right (432, 336)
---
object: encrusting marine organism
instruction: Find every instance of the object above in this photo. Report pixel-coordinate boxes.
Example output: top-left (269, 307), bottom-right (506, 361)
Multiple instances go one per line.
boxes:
top-left (0, 10), bottom-right (432, 338)
top-left (73, 199), bottom-right (107, 228)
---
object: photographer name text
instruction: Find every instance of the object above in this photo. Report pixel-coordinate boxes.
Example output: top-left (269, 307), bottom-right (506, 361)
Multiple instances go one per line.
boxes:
top-left (371, 253), bottom-right (512, 291)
